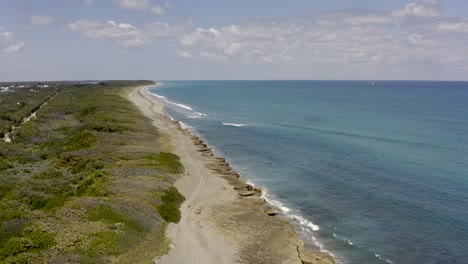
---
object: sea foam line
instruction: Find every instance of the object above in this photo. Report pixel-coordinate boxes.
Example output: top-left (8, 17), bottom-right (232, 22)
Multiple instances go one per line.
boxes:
top-left (254, 185), bottom-right (337, 258)
top-left (168, 102), bottom-right (193, 111)
top-left (222, 122), bottom-right (246, 127)
top-left (146, 89), bottom-right (208, 117)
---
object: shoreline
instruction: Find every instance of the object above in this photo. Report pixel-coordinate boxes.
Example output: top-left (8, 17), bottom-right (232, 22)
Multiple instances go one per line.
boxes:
top-left (129, 85), bottom-right (334, 264)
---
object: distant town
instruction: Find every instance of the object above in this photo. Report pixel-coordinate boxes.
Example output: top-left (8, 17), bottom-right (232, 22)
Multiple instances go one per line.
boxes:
top-left (0, 82), bottom-right (57, 93)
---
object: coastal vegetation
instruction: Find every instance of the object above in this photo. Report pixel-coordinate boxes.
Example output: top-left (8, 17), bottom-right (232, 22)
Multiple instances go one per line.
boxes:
top-left (0, 85), bottom-right (57, 138)
top-left (0, 81), bottom-right (185, 263)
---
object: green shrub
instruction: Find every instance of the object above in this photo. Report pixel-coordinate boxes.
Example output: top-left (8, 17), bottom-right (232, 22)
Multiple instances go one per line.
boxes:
top-left (0, 184), bottom-right (12, 200)
top-left (24, 193), bottom-right (67, 211)
top-left (87, 205), bottom-right (143, 234)
top-left (84, 231), bottom-right (122, 256)
top-left (56, 154), bottom-right (89, 174)
top-left (0, 237), bottom-right (29, 259)
top-left (76, 171), bottom-right (108, 197)
top-left (43, 195), bottom-right (68, 210)
top-left (0, 160), bottom-right (13, 171)
top-left (157, 187), bottom-right (185, 223)
top-left (146, 152), bottom-right (183, 174)
top-left (65, 130), bottom-right (96, 151)
top-left (26, 231), bottom-right (55, 250)
top-left (0, 231), bottom-right (54, 260)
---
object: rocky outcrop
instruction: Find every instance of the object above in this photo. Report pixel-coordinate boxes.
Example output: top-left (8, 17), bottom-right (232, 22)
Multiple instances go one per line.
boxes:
top-left (205, 162), bottom-right (240, 178)
top-left (297, 246), bottom-right (334, 264)
top-left (265, 207), bottom-right (279, 216)
top-left (170, 115), bottom-right (334, 264)
top-left (238, 190), bottom-right (255, 197)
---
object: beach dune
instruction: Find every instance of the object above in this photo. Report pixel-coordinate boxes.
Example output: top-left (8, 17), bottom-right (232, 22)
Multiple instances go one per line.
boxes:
top-left (129, 86), bottom-right (334, 264)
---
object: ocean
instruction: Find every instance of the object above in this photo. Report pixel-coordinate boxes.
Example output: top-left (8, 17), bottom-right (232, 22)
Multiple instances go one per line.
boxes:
top-left (147, 81), bottom-right (468, 264)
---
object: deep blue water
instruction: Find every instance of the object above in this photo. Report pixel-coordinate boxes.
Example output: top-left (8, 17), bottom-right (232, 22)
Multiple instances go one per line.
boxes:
top-left (148, 81), bottom-right (468, 264)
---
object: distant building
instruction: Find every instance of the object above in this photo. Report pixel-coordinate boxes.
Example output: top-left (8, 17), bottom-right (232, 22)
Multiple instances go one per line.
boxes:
top-left (0, 87), bottom-right (10, 93)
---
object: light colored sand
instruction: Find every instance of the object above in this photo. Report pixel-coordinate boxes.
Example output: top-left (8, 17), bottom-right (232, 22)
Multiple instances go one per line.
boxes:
top-left (129, 87), bottom-right (238, 264)
top-left (128, 85), bottom-right (334, 264)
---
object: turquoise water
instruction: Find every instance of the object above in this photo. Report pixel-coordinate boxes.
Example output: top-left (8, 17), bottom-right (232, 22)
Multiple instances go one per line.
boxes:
top-left (148, 81), bottom-right (468, 264)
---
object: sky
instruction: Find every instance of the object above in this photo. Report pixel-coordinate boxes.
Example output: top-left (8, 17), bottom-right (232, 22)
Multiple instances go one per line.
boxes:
top-left (1, 0), bottom-right (468, 81)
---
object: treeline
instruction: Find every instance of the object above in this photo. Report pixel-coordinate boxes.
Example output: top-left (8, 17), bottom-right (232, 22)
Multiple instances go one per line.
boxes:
top-left (0, 81), bottom-right (185, 263)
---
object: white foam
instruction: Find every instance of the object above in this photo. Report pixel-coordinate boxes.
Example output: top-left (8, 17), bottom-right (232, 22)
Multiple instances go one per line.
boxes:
top-left (373, 252), bottom-right (394, 264)
top-left (145, 89), bottom-right (208, 120)
top-left (290, 213), bottom-right (320, 231)
top-left (261, 189), bottom-right (291, 213)
top-left (194, 111), bottom-right (207, 117)
top-left (222, 122), bottom-right (246, 127)
top-left (179, 122), bottom-right (191, 130)
top-left (169, 102), bottom-right (193, 111)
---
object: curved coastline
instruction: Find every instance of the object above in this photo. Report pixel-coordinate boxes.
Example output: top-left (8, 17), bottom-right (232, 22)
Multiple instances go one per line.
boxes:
top-left (133, 83), bottom-right (334, 264)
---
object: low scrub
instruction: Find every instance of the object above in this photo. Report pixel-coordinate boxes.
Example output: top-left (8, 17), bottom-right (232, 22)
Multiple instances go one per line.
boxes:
top-left (0, 80), bottom-right (186, 262)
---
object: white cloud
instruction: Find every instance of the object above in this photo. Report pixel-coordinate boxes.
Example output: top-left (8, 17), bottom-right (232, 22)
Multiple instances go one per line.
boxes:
top-left (84, 0), bottom-right (93, 5)
top-left (164, 1), bottom-right (171, 8)
top-left (30, 15), bottom-right (53, 26)
top-left (114, 0), bottom-right (150, 10)
top-left (67, 19), bottom-right (191, 49)
top-left (144, 21), bottom-right (192, 38)
top-left (436, 21), bottom-right (468, 33)
top-left (0, 26), bottom-right (25, 53)
top-left (151, 6), bottom-right (164, 15)
top-left (67, 19), bottom-right (146, 48)
top-left (176, 49), bottom-right (193, 58)
top-left (391, 0), bottom-right (442, 18)
top-left (178, 1), bottom-right (468, 69)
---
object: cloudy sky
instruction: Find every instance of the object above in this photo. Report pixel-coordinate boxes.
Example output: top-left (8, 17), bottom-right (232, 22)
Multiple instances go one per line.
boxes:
top-left (1, 0), bottom-right (468, 81)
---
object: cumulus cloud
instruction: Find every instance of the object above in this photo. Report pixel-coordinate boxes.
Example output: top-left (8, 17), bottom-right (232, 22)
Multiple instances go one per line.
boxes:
top-left (391, 0), bottom-right (442, 18)
top-left (178, 0), bottom-right (468, 69)
top-left (67, 19), bottom-right (191, 48)
top-left (30, 15), bottom-right (53, 26)
top-left (114, 0), bottom-right (150, 10)
top-left (151, 6), bottom-right (164, 15)
top-left (0, 26), bottom-right (25, 53)
top-left (67, 19), bottom-right (146, 48)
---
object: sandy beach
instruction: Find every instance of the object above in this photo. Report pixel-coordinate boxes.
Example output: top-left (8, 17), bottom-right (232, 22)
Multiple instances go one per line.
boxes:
top-left (128, 86), bottom-right (334, 264)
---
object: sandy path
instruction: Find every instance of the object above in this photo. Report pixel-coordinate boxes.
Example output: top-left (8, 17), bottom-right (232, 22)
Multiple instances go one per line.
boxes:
top-left (129, 87), bottom-right (238, 264)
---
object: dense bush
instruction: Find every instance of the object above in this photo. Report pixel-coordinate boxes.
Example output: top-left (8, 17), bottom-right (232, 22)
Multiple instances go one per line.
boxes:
top-left (157, 186), bottom-right (185, 223)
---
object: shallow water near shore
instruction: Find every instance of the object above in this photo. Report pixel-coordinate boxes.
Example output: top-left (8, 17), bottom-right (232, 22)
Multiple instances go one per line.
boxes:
top-left (148, 80), bottom-right (468, 264)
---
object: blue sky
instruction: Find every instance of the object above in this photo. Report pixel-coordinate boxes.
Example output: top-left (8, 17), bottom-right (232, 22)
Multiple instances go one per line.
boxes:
top-left (1, 0), bottom-right (468, 81)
